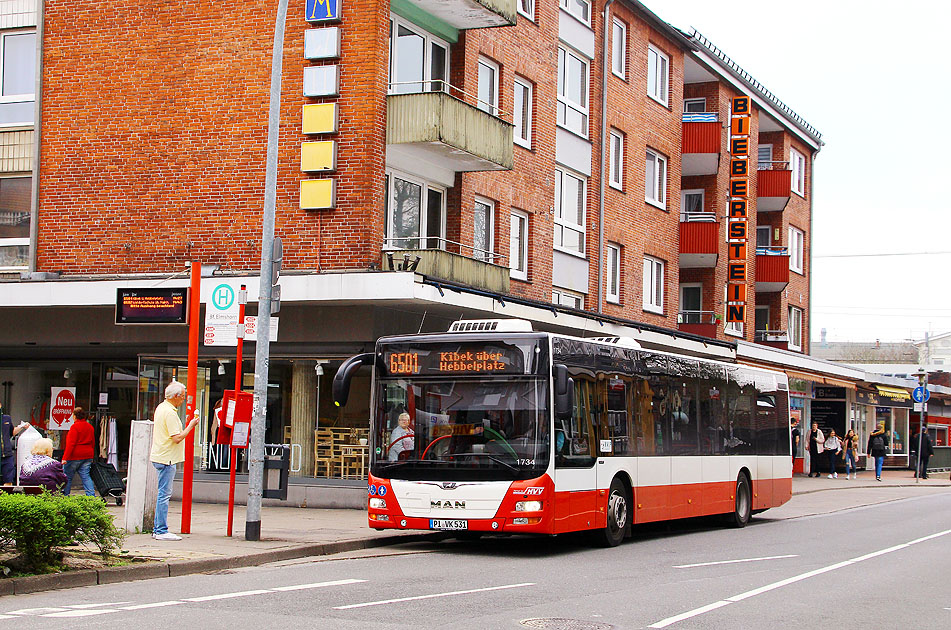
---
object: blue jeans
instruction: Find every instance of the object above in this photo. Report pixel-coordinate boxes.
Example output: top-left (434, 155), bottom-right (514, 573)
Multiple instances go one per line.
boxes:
top-left (874, 456), bottom-right (884, 478)
top-left (152, 462), bottom-right (177, 535)
top-left (845, 451), bottom-right (857, 475)
top-left (63, 459), bottom-right (96, 496)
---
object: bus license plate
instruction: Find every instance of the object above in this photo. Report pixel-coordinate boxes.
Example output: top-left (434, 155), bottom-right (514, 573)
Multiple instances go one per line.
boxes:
top-left (430, 519), bottom-right (468, 531)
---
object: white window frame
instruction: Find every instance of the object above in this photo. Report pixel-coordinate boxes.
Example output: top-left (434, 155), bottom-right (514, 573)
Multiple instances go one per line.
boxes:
top-left (680, 188), bottom-right (704, 218)
top-left (790, 148), bottom-right (806, 196)
top-left (606, 243), bottom-right (621, 304)
top-left (679, 283), bottom-right (703, 322)
top-left (384, 169), bottom-right (446, 250)
top-left (559, 0), bottom-right (591, 25)
top-left (0, 175), bottom-right (30, 269)
top-left (788, 306), bottom-right (803, 351)
top-left (788, 226), bottom-right (804, 274)
top-left (683, 98), bottom-right (705, 113)
top-left (611, 18), bottom-right (626, 79)
top-left (642, 256), bottom-right (664, 314)
top-left (557, 46), bottom-right (589, 137)
top-left (513, 77), bottom-right (532, 149)
top-left (758, 143), bottom-right (773, 169)
top-left (517, 0), bottom-right (535, 21)
top-left (645, 148), bottom-right (667, 209)
top-left (477, 56), bottom-right (500, 116)
top-left (724, 285), bottom-right (744, 336)
top-left (647, 44), bottom-right (669, 106)
top-left (388, 15), bottom-right (450, 94)
top-left (0, 30), bottom-right (36, 127)
top-left (473, 196), bottom-right (495, 262)
top-left (510, 210), bottom-right (529, 281)
top-left (553, 288), bottom-right (584, 309)
top-left (609, 129), bottom-right (624, 190)
top-left (756, 225), bottom-right (771, 249)
top-left (554, 168), bottom-right (586, 256)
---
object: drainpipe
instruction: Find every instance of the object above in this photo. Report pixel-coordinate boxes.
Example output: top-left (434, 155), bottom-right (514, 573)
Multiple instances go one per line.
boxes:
top-left (28, 0), bottom-right (44, 273)
top-left (807, 147), bottom-right (818, 354)
top-left (597, 0), bottom-right (617, 313)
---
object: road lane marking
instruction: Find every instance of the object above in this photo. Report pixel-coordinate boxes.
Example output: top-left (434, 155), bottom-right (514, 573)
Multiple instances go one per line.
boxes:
top-left (43, 609), bottom-right (118, 618)
top-left (185, 589), bottom-right (272, 602)
top-left (65, 602), bottom-right (131, 609)
top-left (119, 601), bottom-right (185, 611)
top-left (333, 582), bottom-right (536, 610)
top-left (649, 528), bottom-right (951, 628)
top-left (272, 579), bottom-right (366, 591)
top-left (674, 555), bottom-right (797, 568)
top-left (7, 608), bottom-right (68, 615)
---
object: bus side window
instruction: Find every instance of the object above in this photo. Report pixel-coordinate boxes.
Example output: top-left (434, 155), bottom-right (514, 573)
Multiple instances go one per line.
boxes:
top-left (555, 376), bottom-right (596, 468)
top-left (669, 358), bottom-right (701, 456)
top-left (698, 364), bottom-right (727, 455)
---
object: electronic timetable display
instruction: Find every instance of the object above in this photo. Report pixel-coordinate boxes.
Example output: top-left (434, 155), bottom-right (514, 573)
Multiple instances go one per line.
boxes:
top-left (383, 343), bottom-right (528, 376)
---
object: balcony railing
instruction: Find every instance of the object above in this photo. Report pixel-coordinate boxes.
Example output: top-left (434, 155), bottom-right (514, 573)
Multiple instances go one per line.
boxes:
top-left (403, 0), bottom-right (517, 29)
top-left (388, 80), bottom-right (510, 123)
top-left (381, 239), bottom-right (510, 293)
top-left (755, 329), bottom-right (789, 342)
top-left (382, 236), bottom-right (507, 266)
top-left (757, 164), bottom-right (792, 211)
top-left (679, 214), bottom-right (719, 268)
top-left (677, 310), bottom-right (718, 338)
top-left (756, 245), bottom-right (788, 256)
top-left (682, 112), bottom-right (720, 176)
top-left (755, 249), bottom-right (790, 292)
top-left (757, 159), bottom-right (789, 170)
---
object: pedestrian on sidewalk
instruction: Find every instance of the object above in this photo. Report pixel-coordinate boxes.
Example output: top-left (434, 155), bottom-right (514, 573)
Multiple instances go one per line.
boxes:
top-left (19, 438), bottom-right (67, 492)
top-left (790, 418), bottom-right (801, 466)
top-left (913, 423), bottom-right (933, 479)
top-left (150, 381), bottom-right (199, 541)
top-left (0, 403), bottom-right (28, 485)
top-left (824, 429), bottom-right (841, 478)
top-left (842, 428), bottom-right (859, 479)
top-left (62, 407), bottom-right (96, 496)
top-left (867, 421), bottom-right (888, 481)
top-left (808, 422), bottom-right (825, 477)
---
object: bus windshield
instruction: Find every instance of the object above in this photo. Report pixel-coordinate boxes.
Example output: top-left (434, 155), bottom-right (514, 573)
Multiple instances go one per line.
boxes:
top-left (372, 378), bottom-right (550, 481)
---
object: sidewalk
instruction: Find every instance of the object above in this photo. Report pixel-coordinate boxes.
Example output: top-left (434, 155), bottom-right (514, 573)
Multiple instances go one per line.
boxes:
top-left (4, 468), bottom-right (949, 596)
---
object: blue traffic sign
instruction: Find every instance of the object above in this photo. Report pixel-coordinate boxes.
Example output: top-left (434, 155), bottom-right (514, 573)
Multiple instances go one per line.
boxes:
top-left (912, 386), bottom-right (930, 403)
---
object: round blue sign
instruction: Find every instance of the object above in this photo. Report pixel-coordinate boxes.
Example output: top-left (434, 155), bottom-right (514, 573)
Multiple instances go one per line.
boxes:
top-left (378, 485), bottom-right (387, 496)
top-left (368, 484), bottom-right (377, 496)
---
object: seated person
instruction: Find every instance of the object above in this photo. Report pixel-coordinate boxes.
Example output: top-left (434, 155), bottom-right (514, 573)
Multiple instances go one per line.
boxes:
top-left (19, 438), bottom-right (68, 492)
top-left (387, 412), bottom-right (414, 461)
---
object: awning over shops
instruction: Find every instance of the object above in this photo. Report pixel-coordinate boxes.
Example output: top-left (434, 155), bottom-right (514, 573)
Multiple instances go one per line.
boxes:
top-left (875, 385), bottom-right (911, 402)
top-left (784, 368), bottom-right (856, 390)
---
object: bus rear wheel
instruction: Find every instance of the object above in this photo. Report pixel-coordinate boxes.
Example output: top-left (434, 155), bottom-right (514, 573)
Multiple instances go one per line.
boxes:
top-left (729, 473), bottom-right (752, 528)
top-left (594, 478), bottom-right (629, 547)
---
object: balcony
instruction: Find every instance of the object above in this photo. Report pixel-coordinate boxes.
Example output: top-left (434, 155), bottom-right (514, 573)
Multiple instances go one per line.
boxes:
top-left (387, 85), bottom-right (514, 180)
top-left (757, 161), bottom-right (791, 212)
top-left (677, 311), bottom-right (718, 339)
top-left (382, 238), bottom-right (510, 294)
top-left (403, 0), bottom-right (516, 29)
top-left (755, 329), bottom-right (789, 350)
top-left (681, 113), bottom-right (720, 176)
top-left (755, 246), bottom-right (789, 292)
top-left (679, 213), bottom-right (719, 268)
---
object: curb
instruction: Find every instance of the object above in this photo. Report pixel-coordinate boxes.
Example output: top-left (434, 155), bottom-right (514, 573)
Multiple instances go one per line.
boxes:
top-left (3, 531), bottom-right (447, 597)
top-left (793, 482), bottom-right (951, 496)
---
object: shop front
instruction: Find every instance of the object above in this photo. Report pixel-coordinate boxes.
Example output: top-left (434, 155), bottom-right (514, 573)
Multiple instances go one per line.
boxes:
top-left (788, 376), bottom-right (814, 474)
top-left (854, 386), bottom-right (911, 468)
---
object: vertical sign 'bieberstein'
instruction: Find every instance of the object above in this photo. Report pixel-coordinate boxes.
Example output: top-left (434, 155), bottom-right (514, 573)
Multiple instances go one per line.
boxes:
top-left (726, 96), bottom-right (751, 325)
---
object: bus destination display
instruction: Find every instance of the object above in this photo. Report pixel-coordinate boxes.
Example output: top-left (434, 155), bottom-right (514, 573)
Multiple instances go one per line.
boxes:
top-left (385, 346), bottom-right (522, 376)
top-left (115, 288), bottom-right (188, 324)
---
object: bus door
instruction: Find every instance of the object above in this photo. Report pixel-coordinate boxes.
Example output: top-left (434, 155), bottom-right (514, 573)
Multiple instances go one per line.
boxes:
top-left (596, 374), bottom-right (634, 488)
top-left (553, 376), bottom-right (598, 532)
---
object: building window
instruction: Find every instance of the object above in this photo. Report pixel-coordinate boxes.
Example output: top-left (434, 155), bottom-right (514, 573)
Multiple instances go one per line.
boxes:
top-left (681, 189), bottom-right (703, 218)
top-left (758, 144), bottom-right (773, 169)
top-left (554, 168), bottom-right (586, 255)
top-left (725, 315), bottom-right (743, 337)
top-left (789, 226), bottom-right (804, 274)
top-left (791, 148), bottom-right (806, 196)
top-left (513, 77), bottom-right (532, 148)
top-left (611, 18), bottom-right (626, 79)
top-left (0, 176), bottom-right (31, 270)
top-left (788, 306), bottom-right (803, 351)
top-left (755, 306), bottom-right (769, 334)
top-left (645, 148), bottom-right (667, 209)
top-left (553, 288), bottom-right (584, 309)
top-left (683, 98), bottom-right (705, 113)
top-left (679, 284), bottom-right (702, 323)
top-left (559, 0), bottom-right (590, 25)
top-left (642, 256), bottom-right (664, 313)
top-left (388, 16), bottom-right (449, 94)
top-left (606, 243), bottom-right (621, 304)
top-left (609, 129), bottom-right (624, 190)
top-left (517, 0), bottom-right (535, 20)
top-left (510, 211), bottom-right (529, 280)
top-left (477, 56), bottom-right (499, 116)
top-left (756, 225), bottom-right (771, 248)
top-left (384, 170), bottom-right (445, 250)
top-left (0, 31), bottom-right (35, 126)
top-left (557, 46), bottom-right (588, 137)
top-left (647, 44), bottom-right (669, 106)
top-left (473, 197), bottom-right (495, 262)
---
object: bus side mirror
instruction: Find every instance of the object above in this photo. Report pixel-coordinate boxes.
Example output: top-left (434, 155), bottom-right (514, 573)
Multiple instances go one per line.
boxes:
top-left (554, 364), bottom-right (573, 420)
top-left (332, 353), bottom-right (375, 407)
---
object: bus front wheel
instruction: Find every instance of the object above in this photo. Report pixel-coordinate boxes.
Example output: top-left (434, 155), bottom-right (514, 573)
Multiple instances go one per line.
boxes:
top-left (729, 473), bottom-right (752, 528)
top-left (594, 478), bottom-right (629, 547)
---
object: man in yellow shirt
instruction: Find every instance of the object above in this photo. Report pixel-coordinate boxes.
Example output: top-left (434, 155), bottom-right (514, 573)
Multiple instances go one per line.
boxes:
top-left (150, 380), bottom-right (198, 541)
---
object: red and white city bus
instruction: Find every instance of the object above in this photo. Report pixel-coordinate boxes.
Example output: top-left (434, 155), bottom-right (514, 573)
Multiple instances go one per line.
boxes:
top-left (333, 319), bottom-right (792, 546)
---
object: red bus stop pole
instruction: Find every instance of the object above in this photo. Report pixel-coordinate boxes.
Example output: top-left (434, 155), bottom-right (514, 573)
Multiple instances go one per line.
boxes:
top-left (181, 261), bottom-right (201, 534)
top-left (227, 285), bottom-right (247, 537)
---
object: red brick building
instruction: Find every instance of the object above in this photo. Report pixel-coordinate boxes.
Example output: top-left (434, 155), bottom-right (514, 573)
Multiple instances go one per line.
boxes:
top-left (0, 0), bottom-right (826, 494)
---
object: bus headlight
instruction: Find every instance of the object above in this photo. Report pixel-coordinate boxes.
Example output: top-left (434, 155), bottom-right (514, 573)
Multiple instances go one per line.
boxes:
top-left (369, 498), bottom-right (387, 509)
top-left (515, 500), bottom-right (542, 512)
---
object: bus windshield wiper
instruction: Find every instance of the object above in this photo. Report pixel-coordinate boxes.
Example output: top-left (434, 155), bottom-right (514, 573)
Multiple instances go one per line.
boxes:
top-left (451, 452), bottom-right (520, 474)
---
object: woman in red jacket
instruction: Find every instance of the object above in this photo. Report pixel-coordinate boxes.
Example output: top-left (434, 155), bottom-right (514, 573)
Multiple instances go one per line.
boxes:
top-left (62, 407), bottom-right (96, 496)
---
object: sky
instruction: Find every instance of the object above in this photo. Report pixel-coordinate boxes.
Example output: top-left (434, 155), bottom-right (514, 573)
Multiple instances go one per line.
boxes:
top-left (643, 0), bottom-right (951, 343)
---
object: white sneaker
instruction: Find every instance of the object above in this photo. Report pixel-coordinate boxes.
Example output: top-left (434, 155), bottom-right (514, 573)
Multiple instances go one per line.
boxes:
top-left (827, 474), bottom-right (833, 478)
top-left (153, 532), bottom-right (182, 541)
top-left (833, 473), bottom-right (838, 478)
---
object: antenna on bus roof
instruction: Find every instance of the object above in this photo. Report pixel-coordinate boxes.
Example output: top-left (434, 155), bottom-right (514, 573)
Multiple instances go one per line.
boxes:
top-left (418, 310), bottom-right (427, 334)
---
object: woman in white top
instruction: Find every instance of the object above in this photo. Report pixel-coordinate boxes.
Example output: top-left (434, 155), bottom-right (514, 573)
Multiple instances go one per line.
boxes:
top-left (824, 429), bottom-right (842, 478)
top-left (387, 412), bottom-right (414, 461)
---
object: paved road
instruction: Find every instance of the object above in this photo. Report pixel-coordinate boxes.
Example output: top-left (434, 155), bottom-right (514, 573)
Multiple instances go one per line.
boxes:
top-left (5, 489), bottom-right (951, 629)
